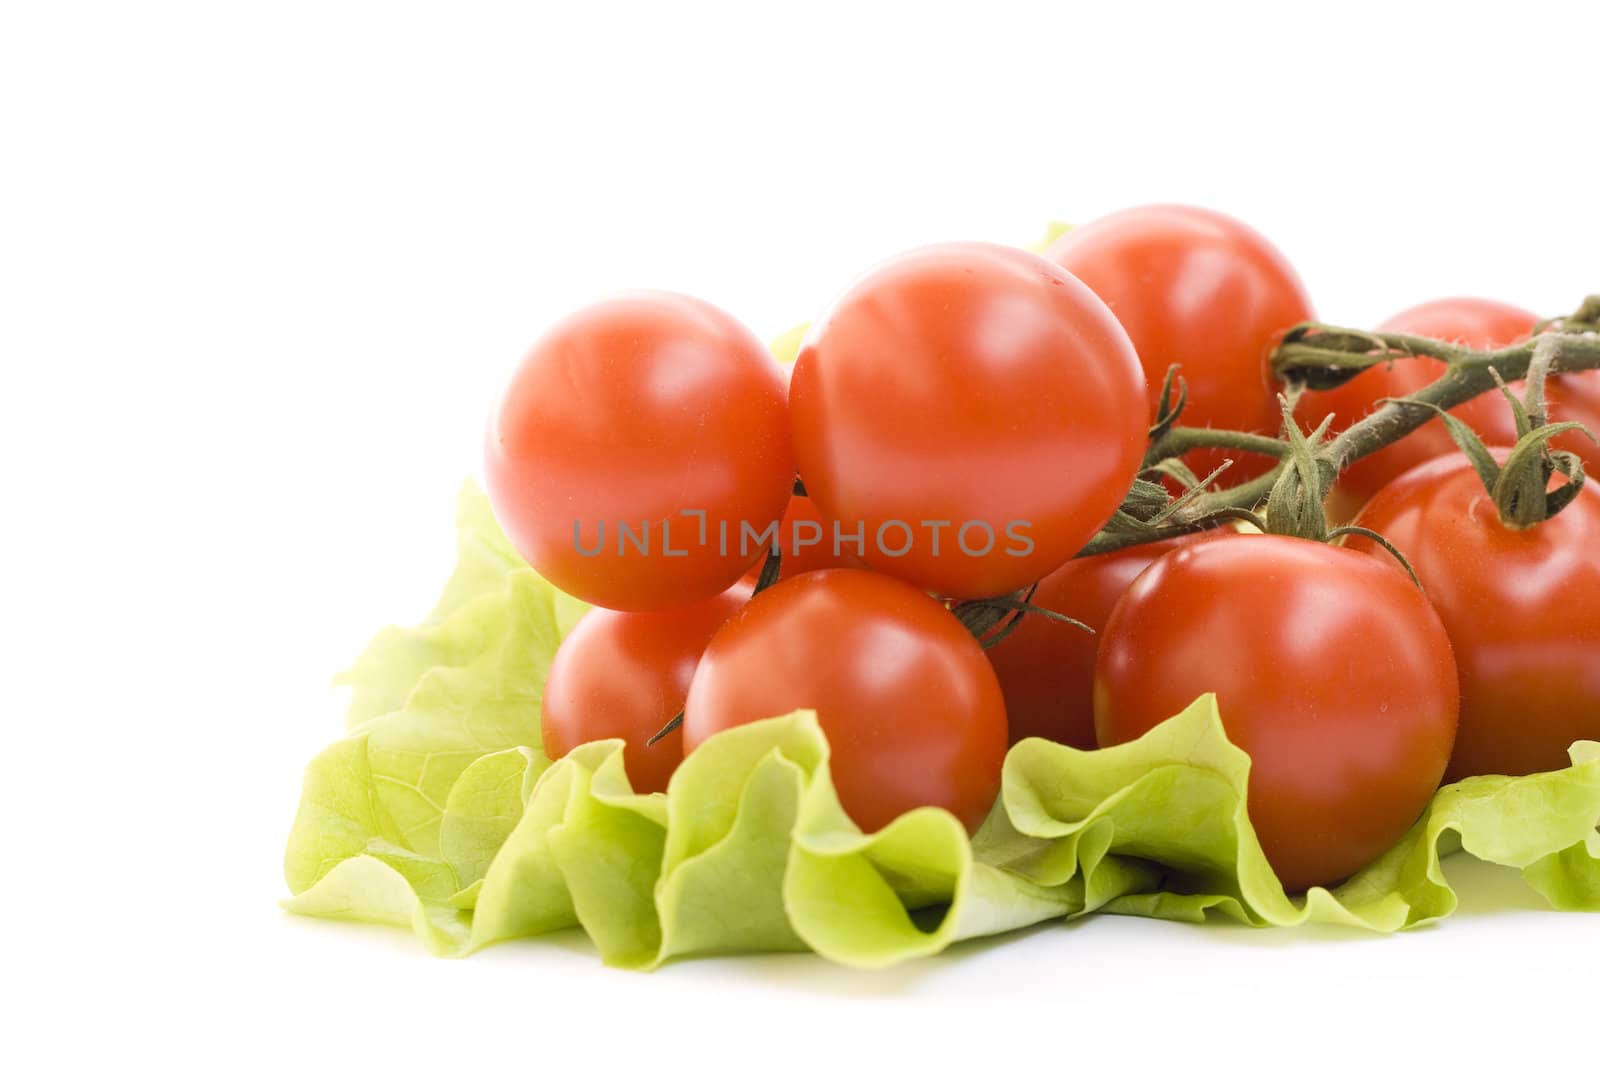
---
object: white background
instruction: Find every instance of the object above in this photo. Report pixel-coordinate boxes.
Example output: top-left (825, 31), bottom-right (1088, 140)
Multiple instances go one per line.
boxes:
top-left (4, 1), bottom-right (1597, 1062)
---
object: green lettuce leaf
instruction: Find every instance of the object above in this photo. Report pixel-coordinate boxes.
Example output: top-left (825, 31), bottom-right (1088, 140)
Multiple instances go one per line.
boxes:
top-left (337, 483), bottom-right (585, 730)
top-left (283, 484), bottom-right (1600, 968)
top-left (768, 323), bottom-right (808, 364)
top-left (1025, 220), bottom-right (1073, 252)
top-left (992, 701), bottom-right (1600, 931)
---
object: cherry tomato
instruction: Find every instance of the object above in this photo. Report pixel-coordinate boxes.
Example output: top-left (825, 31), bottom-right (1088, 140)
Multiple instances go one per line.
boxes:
top-left (789, 243), bottom-right (1147, 599)
top-left (1095, 536), bottom-right (1458, 891)
top-left (1549, 369), bottom-right (1600, 475)
top-left (683, 569), bottom-right (1008, 832)
top-left (1379, 296), bottom-right (1539, 350)
top-left (1348, 453), bottom-right (1600, 780)
top-left (985, 529), bottom-right (1227, 749)
top-left (741, 494), bottom-right (864, 585)
top-left (485, 292), bottom-right (793, 611)
top-left (1045, 205), bottom-right (1314, 488)
top-left (1300, 298), bottom-right (1600, 509)
top-left (542, 587), bottom-right (747, 793)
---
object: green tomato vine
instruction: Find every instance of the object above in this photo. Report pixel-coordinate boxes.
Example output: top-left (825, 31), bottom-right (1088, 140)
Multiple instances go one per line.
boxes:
top-left (1075, 294), bottom-right (1600, 558)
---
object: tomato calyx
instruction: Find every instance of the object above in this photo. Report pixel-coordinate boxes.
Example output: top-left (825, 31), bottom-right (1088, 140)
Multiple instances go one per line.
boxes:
top-left (1259, 397), bottom-right (1339, 542)
top-left (1390, 336), bottom-right (1599, 529)
top-left (1114, 448), bottom-right (1245, 532)
top-left (953, 585), bottom-right (1093, 650)
top-left (1148, 364), bottom-right (1190, 439)
top-left (1552, 293), bottom-right (1600, 334)
top-left (1274, 320), bottom-right (1483, 388)
top-left (1075, 460), bottom-right (1242, 559)
top-left (1217, 398), bottom-right (1426, 586)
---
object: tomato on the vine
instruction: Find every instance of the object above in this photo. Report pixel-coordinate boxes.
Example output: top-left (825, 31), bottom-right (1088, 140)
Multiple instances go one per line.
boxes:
top-left (485, 292), bottom-right (793, 612)
top-left (683, 569), bottom-right (1008, 832)
top-left (542, 587), bottom-right (747, 794)
top-left (789, 243), bottom-right (1148, 599)
top-left (1045, 205), bottom-right (1314, 488)
top-left (985, 529), bottom-right (1228, 749)
top-left (1299, 298), bottom-right (1600, 509)
top-left (1094, 535), bottom-right (1458, 892)
top-left (1348, 453), bottom-right (1600, 780)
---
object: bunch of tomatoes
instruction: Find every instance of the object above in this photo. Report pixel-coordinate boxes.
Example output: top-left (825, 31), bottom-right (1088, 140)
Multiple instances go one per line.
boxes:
top-left (484, 205), bottom-right (1600, 893)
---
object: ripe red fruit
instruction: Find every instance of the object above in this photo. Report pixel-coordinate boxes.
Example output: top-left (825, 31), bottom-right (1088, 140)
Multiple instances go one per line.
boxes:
top-left (1095, 535), bottom-right (1459, 892)
top-left (1046, 205), bottom-right (1314, 488)
top-left (485, 292), bottom-right (793, 611)
top-left (684, 569), bottom-right (1008, 832)
top-left (542, 588), bottom-right (748, 793)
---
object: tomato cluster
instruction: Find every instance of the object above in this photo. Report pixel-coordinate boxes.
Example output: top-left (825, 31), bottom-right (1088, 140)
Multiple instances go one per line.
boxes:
top-left (485, 205), bottom-right (1600, 890)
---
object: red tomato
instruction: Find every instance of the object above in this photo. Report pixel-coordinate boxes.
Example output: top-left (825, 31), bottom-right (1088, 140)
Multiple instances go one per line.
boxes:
top-left (985, 529), bottom-right (1226, 749)
top-left (1095, 536), bottom-right (1458, 891)
top-left (485, 292), bottom-right (793, 611)
top-left (683, 569), bottom-right (1008, 832)
top-left (1046, 205), bottom-right (1314, 487)
top-left (741, 494), bottom-right (864, 585)
top-left (1300, 298), bottom-right (1600, 508)
top-left (542, 588), bottom-right (747, 793)
top-left (1379, 296), bottom-right (1539, 349)
top-left (1348, 453), bottom-right (1600, 780)
top-left (1550, 369), bottom-right (1600, 474)
top-left (789, 243), bottom-right (1147, 599)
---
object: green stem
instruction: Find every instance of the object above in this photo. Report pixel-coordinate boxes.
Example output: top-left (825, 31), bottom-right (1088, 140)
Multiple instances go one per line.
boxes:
top-left (1320, 333), bottom-right (1600, 471)
top-left (1144, 425), bottom-right (1292, 465)
top-left (1076, 466), bottom-right (1282, 556)
top-left (1073, 297), bottom-right (1600, 559)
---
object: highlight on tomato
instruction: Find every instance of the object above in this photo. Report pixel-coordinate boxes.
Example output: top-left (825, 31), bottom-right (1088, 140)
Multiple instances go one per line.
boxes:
top-left (484, 291), bottom-right (794, 612)
top-left (1045, 204), bottom-right (1314, 487)
top-left (788, 242), bottom-right (1148, 600)
top-left (1094, 535), bottom-right (1459, 892)
top-left (683, 569), bottom-right (1009, 833)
